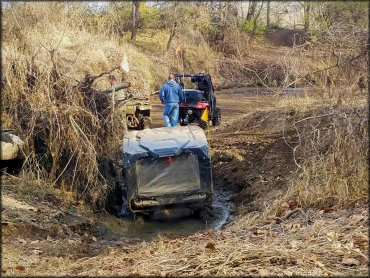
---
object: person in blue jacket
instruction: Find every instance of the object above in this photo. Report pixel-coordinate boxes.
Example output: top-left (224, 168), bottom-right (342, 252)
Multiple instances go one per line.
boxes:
top-left (159, 74), bottom-right (185, 127)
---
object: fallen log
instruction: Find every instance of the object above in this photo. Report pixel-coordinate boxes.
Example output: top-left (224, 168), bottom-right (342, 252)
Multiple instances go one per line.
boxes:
top-left (275, 208), bottom-right (306, 224)
top-left (100, 83), bottom-right (131, 94)
top-left (74, 65), bottom-right (122, 92)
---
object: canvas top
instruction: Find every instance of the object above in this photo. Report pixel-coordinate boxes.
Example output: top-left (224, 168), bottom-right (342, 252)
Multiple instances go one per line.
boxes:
top-left (122, 125), bottom-right (209, 168)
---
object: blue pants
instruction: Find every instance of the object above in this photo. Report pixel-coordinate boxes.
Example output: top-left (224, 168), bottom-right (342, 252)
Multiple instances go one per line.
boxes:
top-left (163, 103), bottom-right (179, 127)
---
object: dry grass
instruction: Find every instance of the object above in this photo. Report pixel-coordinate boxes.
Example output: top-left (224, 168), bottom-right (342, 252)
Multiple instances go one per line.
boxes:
top-left (1, 2), bottom-right (368, 277)
top-left (2, 204), bottom-right (367, 276)
top-left (259, 86), bottom-right (369, 211)
top-left (212, 89), bottom-right (368, 218)
top-left (1, 2), bottom-right (218, 209)
top-left (2, 3), bottom-right (133, 208)
top-left (282, 103), bottom-right (368, 209)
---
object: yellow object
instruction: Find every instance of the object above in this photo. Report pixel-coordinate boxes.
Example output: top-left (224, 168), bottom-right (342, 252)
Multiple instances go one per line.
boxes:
top-left (201, 107), bottom-right (209, 122)
top-left (176, 44), bottom-right (183, 54)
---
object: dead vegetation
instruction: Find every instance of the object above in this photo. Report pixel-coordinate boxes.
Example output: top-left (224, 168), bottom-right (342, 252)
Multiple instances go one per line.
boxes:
top-left (2, 3), bottom-right (127, 209)
top-left (1, 3), bottom-right (227, 209)
top-left (212, 98), bottom-right (368, 214)
top-left (1, 2), bottom-right (369, 276)
top-left (3, 178), bottom-right (368, 276)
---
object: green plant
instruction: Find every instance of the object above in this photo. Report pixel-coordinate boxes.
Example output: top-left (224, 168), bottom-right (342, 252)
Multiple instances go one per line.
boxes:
top-left (242, 18), bottom-right (266, 34)
top-left (12, 219), bottom-right (20, 224)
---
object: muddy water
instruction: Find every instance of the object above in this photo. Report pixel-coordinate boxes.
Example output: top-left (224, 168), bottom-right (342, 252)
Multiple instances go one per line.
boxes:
top-left (103, 186), bottom-right (234, 241)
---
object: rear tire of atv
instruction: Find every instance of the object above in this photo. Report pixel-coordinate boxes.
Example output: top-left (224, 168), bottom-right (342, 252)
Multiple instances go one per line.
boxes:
top-left (179, 119), bottom-right (187, 126)
top-left (199, 120), bottom-right (208, 129)
top-left (212, 107), bottom-right (221, 126)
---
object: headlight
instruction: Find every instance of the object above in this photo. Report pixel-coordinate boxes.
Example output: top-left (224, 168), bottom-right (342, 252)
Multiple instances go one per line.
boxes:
top-left (187, 110), bottom-right (193, 115)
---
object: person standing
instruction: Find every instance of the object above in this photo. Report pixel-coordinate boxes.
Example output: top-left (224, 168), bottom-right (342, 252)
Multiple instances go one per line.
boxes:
top-left (159, 74), bottom-right (184, 127)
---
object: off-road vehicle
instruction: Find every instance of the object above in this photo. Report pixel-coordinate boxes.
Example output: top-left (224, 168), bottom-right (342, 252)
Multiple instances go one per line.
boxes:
top-left (174, 73), bottom-right (221, 129)
top-left (122, 125), bottom-right (213, 219)
top-left (125, 97), bottom-right (152, 130)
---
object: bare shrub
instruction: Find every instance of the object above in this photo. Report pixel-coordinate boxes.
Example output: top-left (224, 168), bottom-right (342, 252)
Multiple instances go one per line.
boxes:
top-left (1, 3), bottom-right (140, 209)
top-left (286, 107), bottom-right (368, 208)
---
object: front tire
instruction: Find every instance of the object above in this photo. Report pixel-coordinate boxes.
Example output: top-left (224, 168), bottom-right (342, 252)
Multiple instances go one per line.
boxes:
top-left (143, 116), bottom-right (152, 129)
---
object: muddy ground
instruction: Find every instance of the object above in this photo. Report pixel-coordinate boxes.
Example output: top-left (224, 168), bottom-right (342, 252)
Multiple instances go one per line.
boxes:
top-left (2, 89), bottom-right (368, 276)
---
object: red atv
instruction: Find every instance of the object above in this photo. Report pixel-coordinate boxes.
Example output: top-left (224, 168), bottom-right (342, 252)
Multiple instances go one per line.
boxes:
top-left (174, 73), bottom-right (221, 129)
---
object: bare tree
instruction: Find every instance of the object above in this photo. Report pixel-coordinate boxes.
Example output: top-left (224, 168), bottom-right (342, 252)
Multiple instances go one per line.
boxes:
top-left (130, 1), bottom-right (140, 40)
top-left (266, 0), bottom-right (271, 28)
top-left (303, 1), bottom-right (310, 32)
top-left (165, 2), bottom-right (180, 51)
top-left (240, 1), bottom-right (244, 19)
top-left (249, 1), bottom-right (264, 45)
top-left (167, 21), bottom-right (177, 51)
top-left (219, 2), bottom-right (224, 23)
top-left (246, 0), bottom-right (257, 21)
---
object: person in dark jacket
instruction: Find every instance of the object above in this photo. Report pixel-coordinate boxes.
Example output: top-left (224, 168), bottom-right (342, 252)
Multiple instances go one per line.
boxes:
top-left (191, 71), bottom-right (217, 113)
top-left (191, 71), bottom-right (212, 100)
top-left (159, 74), bottom-right (185, 127)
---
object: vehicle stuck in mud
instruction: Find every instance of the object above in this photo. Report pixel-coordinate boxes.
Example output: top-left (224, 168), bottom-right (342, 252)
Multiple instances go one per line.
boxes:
top-left (122, 126), bottom-right (213, 218)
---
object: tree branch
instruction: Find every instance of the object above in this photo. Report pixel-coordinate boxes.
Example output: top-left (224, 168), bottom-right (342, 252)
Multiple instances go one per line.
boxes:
top-left (100, 83), bottom-right (130, 94)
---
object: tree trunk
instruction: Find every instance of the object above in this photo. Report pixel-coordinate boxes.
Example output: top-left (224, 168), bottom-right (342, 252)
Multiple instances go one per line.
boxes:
top-left (130, 1), bottom-right (140, 41)
top-left (304, 1), bottom-right (310, 32)
top-left (240, 1), bottom-right (244, 19)
top-left (219, 2), bottom-right (224, 23)
top-left (266, 0), bottom-right (271, 28)
top-left (246, 0), bottom-right (252, 21)
top-left (249, 1), bottom-right (264, 45)
top-left (166, 21), bottom-right (177, 51)
top-left (246, 0), bottom-right (257, 21)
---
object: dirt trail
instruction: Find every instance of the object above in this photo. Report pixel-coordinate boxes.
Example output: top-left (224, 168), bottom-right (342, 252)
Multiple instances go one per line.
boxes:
top-left (2, 90), bottom-right (368, 276)
top-left (151, 89), bottom-right (282, 128)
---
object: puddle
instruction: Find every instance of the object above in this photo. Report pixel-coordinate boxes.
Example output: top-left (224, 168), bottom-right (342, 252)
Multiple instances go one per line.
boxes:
top-left (101, 186), bottom-right (234, 241)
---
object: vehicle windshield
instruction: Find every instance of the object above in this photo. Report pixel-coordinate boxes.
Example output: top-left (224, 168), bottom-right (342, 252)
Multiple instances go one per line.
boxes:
top-left (136, 152), bottom-right (200, 197)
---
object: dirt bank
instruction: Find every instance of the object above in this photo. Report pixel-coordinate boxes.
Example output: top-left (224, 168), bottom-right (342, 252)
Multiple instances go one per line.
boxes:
top-left (210, 91), bottom-right (368, 214)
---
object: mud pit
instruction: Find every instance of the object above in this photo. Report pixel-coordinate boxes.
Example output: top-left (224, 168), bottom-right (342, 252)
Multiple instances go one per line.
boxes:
top-left (3, 88), bottom-right (288, 244)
